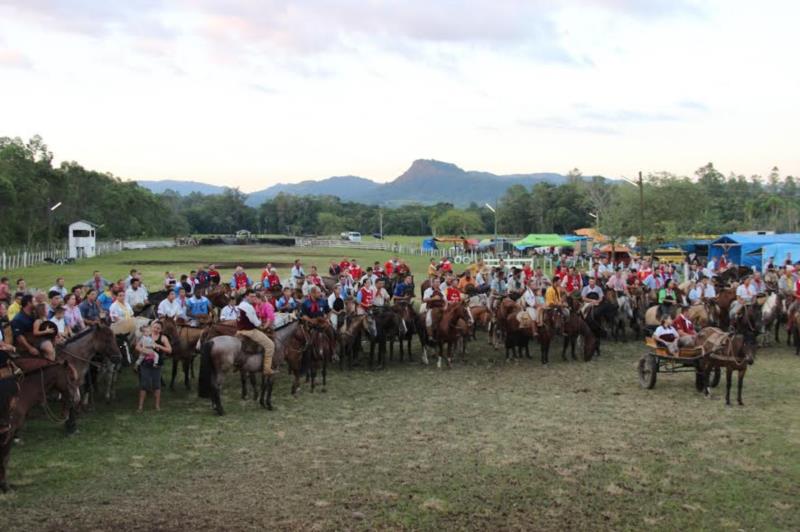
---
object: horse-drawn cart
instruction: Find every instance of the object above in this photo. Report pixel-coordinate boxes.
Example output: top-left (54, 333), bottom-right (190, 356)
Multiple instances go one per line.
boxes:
top-left (638, 337), bottom-right (720, 390)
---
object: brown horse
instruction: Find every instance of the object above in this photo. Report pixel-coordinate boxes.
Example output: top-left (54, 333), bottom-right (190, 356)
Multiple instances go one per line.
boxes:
top-left (206, 284), bottom-right (231, 310)
top-left (56, 325), bottom-right (123, 432)
top-left (699, 331), bottom-right (755, 406)
top-left (423, 302), bottom-right (472, 368)
top-left (562, 299), bottom-right (599, 362)
top-left (157, 317), bottom-right (206, 391)
top-left (301, 317), bottom-right (337, 393)
top-left (1, 358), bottom-right (82, 492)
top-left (338, 314), bottom-right (371, 370)
top-left (390, 301), bottom-right (417, 362)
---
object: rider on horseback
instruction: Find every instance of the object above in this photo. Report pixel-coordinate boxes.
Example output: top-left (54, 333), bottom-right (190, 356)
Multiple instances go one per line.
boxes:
top-left (656, 280), bottom-right (678, 320)
top-left (422, 277), bottom-right (445, 338)
top-left (580, 277), bottom-right (603, 317)
top-left (730, 277), bottom-right (757, 322)
top-left (236, 290), bottom-right (275, 377)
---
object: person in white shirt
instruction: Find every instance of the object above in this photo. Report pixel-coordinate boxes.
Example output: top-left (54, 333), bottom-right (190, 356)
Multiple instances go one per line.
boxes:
top-left (421, 277), bottom-right (445, 331)
top-left (521, 280), bottom-right (539, 335)
top-left (653, 317), bottom-right (680, 355)
top-left (687, 282), bottom-right (703, 305)
top-left (157, 290), bottom-right (185, 320)
top-left (219, 300), bottom-right (239, 322)
top-left (125, 278), bottom-right (149, 312)
top-left (607, 270), bottom-right (627, 294)
top-left (109, 291), bottom-right (134, 323)
top-left (290, 260), bottom-right (305, 288)
top-left (373, 279), bottom-right (390, 307)
top-left (236, 290), bottom-right (275, 377)
top-left (730, 277), bottom-right (757, 319)
top-left (701, 278), bottom-right (716, 299)
top-left (48, 277), bottom-right (68, 299)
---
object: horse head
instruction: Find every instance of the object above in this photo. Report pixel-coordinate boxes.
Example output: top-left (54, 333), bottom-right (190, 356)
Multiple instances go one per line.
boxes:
top-left (54, 360), bottom-right (82, 407)
top-left (93, 324), bottom-right (123, 365)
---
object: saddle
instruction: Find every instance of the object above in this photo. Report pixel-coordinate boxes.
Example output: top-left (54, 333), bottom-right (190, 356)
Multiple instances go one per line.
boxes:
top-left (10, 356), bottom-right (55, 375)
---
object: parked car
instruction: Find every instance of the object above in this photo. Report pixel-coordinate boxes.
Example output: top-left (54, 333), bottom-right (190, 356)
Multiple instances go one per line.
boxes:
top-left (340, 231), bottom-right (361, 242)
top-left (372, 232), bottom-right (384, 240)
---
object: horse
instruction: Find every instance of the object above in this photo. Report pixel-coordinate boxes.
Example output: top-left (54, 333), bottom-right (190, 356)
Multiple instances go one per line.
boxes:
top-left (603, 290), bottom-right (632, 341)
top-left (562, 299), bottom-right (599, 362)
top-left (206, 284), bottom-right (232, 310)
top-left (390, 301), bottom-right (417, 362)
top-left (1, 358), bottom-right (82, 492)
top-left (698, 330), bottom-right (756, 406)
top-left (367, 306), bottom-right (405, 369)
top-left (713, 289), bottom-right (737, 330)
top-left (419, 302), bottom-right (472, 368)
top-left (300, 317), bottom-right (337, 393)
top-left (338, 314), bottom-right (372, 370)
top-left (55, 325), bottom-right (123, 432)
top-left (198, 321), bottom-right (306, 415)
top-left (465, 293), bottom-right (494, 342)
top-left (758, 292), bottom-right (781, 346)
top-left (157, 317), bottom-right (205, 391)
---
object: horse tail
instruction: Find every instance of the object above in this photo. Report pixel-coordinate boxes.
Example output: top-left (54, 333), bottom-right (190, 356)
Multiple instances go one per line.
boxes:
top-left (197, 340), bottom-right (215, 399)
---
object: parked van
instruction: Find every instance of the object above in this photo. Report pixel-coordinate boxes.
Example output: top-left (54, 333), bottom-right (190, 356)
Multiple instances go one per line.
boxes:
top-left (343, 231), bottom-right (361, 242)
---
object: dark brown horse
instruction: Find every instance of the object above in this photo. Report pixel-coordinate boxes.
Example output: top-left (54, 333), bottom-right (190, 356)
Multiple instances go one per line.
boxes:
top-left (1, 358), bottom-right (82, 492)
top-left (562, 299), bottom-right (599, 362)
top-left (338, 314), bottom-right (371, 370)
top-left (699, 331), bottom-right (755, 406)
top-left (390, 301), bottom-right (417, 362)
top-left (157, 317), bottom-right (205, 391)
top-left (301, 317), bottom-right (337, 393)
top-left (206, 284), bottom-right (231, 310)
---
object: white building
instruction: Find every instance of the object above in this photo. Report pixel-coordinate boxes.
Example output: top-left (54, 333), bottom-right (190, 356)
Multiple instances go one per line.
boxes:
top-left (68, 220), bottom-right (97, 259)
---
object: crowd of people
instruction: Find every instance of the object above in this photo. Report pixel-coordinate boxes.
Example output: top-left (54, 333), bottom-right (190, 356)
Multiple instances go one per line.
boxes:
top-left (0, 248), bottom-right (792, 419)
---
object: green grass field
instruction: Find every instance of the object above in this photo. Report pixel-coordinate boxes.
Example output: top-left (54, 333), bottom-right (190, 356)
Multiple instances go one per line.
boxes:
top-left (1, 246), bottom-right (799, 530)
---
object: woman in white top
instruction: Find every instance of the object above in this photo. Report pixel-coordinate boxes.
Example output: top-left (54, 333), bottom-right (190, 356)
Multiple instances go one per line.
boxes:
top-left (653, 317), bottom-right (680, 355)
top-left (109, 291), bottom-right (134, 323)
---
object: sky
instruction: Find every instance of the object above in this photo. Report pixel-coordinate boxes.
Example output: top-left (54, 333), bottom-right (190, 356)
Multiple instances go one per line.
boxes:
top-left (1, 0), bottom-right (798, 192)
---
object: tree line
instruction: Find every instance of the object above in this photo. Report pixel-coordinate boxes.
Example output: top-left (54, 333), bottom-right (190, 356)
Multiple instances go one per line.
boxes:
top-left (1, 136), bottom-right (796, 247)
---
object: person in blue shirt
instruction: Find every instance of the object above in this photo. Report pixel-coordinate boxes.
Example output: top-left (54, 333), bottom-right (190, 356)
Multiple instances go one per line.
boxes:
top-left (301, 286), bottom-right (330, 319)
top-left (185, 288), bottom-right (211, 325)
top-left (393, 274), bottom-right (414, 301)
top-left (276, 287), bottom-right (297, 312)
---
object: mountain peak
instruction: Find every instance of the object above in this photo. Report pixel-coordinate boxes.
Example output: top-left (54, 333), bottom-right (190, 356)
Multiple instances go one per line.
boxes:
top-left (397, 159), bottom-right (465, 182)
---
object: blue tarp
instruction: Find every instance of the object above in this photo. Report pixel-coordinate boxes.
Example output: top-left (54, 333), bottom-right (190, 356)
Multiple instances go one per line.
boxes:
top-left (709, 233), bottom-right (800, 270)
top-left (421, 238), bottom-right (437, 251)
top-left (760, 243), bottom-right (800, 271)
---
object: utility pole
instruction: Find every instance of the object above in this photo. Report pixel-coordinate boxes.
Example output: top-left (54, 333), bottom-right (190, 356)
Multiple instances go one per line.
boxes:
top-left (379, 208), bottom-right (384, 238)
top-left (638, 171), bottom-right (644, 253)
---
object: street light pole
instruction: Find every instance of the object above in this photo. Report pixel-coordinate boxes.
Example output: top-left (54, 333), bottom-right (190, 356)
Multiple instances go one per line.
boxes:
top-left (485, 202), bottom-right (498, 255)
top-left (637, 171), bottom-right (644, 252)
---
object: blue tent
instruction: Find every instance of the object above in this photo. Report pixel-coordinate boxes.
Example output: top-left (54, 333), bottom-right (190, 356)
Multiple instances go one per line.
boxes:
top-left (760, 243), bottom-right (800, 271)
top-left (709, 233), bottom-right (800, 270)
top-left (421, 238), bottom-right (437, 251)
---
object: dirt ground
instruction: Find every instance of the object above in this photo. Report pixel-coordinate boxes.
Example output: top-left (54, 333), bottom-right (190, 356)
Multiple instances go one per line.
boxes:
top-left (2, 336), bottom-right (799, 531)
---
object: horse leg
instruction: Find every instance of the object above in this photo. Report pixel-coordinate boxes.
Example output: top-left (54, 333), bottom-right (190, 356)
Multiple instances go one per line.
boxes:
top-left (737, 368), bottom-right (746, 406)
top-left (64, 407), bottom-right (78, 435)
top-left (213, 371), bottom-right (225, 415)
top-left (250, 372), bottom-right (257, 401)
top-left (322, 360), bottom-right (328, 392)
top-left (561, 335), bottom-right (569, 361)
top-left (240, 371), bottom-right (248, 399)
top-left (725, 366), bottom-right (733, 406)
top-left (369, 341), bottom-right (375, 370)
top-left (183, 358), bottom-right (192, 391)
top-left (170, 357), bottom-right (179, 391)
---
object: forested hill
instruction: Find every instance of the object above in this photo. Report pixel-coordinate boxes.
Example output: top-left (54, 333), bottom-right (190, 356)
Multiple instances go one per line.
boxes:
top-left (1, 135), bottom-right (797, 247)
top-left (137, 159), bottom-right (567, 207)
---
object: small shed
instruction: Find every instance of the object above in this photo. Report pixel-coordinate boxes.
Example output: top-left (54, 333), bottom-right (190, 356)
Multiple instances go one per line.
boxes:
top-left (68, 220), bottom-right (97, 259)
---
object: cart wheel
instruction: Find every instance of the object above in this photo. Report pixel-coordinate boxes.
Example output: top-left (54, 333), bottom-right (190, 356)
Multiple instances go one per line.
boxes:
top-left (709, 367), bottom-right (721, 388)
top-left (638, 354), bottom-right (657, 389)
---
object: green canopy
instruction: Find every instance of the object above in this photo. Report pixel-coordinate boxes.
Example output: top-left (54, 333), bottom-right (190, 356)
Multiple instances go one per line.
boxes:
top-left (513, 234), bottom-right (574, 250)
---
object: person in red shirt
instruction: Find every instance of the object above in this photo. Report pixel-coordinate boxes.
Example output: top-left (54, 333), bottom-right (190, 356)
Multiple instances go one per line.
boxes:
top-left (307, 265), bottom-right (322, 287)
top-left (563, 267), bottom-right (583, 295)
top-left (260, 263), bottom-right (272, 283)
top-left (266, 269), bottom-right (280, 288)
top-left (349, 260), bottom-right (363, 280)
top-left (357, 279), bottom-right (374, 315)
top-left (373, 261), bottom-right (384, 276)
top-left (445, 278), bottom-right (462, 305)
top-left (440, 258), bottom-right (453, 273)
top-left (673, 304), bottom-right (697, 347)
top-left (522, 263), bottom-right (533, 282)
top-left (384, 259), bottom-right (394, 277)
top-left (339, 258), bottom-right (351, 274)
